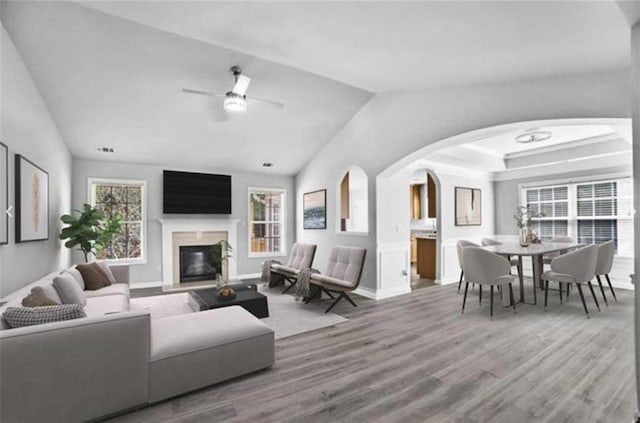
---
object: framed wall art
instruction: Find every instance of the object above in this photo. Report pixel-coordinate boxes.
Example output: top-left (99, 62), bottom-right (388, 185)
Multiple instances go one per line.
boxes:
top-left (15, 154), bottom-right (49, 242)
top-left (455, 186), bottom-right (481, 226)
top-left (303, 189), bottom-right (327, 230)
top-left (0, 142), bottom-right (7, 244)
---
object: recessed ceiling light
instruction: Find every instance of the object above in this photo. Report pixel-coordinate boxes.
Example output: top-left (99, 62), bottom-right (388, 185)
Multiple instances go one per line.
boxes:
top-left (515, 131), bottom-right (552, 144)
top-left (262, 162), bottom-right (273, 168)
top-left (94, 146), bottom-right (115, 153)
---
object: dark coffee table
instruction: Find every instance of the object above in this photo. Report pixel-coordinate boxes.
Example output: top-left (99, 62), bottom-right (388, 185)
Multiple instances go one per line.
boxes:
top-left (187, 284), bottom-right (269, 318)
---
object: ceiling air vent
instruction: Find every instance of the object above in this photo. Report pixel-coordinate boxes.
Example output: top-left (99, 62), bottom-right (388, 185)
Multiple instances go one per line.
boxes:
top-left (94, 146), bottom-right (115, 154)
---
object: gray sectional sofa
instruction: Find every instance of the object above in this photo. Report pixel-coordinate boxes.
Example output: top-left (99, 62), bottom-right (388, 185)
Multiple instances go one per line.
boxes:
top-left (0, 265), bottom-right (275, 423)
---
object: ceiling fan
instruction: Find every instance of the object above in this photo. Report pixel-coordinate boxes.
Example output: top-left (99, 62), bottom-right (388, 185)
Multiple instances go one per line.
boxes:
top-left (182, 66), bottom-right (284, 115)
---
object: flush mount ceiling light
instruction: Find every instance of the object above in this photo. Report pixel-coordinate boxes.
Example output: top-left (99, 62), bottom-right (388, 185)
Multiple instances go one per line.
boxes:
top-left (223, 92), bottom-right (247, 114)
top-left (515, 131), bottom-right (552, 144)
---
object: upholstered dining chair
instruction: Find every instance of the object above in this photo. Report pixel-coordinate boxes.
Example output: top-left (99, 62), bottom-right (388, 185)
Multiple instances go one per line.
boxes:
top-left (595, 240), bottom-right (616, 304)
top-left (542, 236), bottom-right (575, 265)
top-left (481, 238), bottom-right (522, 279)
top-left (541, 244), bottom-right (599, 317)
top-left (270, 243), bottom-right (317, 292)
top-left (305, 246), bottom-right (367, 313)
top-left (461, 247), bottom-right (517, 319)
top-left (456, 240), bottom-right (479, 292)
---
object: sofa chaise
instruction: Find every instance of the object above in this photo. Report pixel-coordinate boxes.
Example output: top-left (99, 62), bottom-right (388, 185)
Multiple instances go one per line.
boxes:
top-left (0, 264), bottom-right (274, 423)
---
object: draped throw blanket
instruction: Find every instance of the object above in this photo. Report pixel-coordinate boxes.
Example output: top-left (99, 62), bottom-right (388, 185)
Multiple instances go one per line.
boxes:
top-left (261, 259), bottom-right (282, 287)
top-left (295, 268), bottom-right (320, 301)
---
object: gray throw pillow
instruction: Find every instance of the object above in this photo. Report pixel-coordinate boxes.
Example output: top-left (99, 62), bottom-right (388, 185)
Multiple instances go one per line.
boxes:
top-left (64, 267), bottom-right (86, 290)
top-left (53, 273), bottom-right (87, 306)
top-left (96, 261), bottom-right (117, 284)
top-left (2, 305), bottom-right (86, 328)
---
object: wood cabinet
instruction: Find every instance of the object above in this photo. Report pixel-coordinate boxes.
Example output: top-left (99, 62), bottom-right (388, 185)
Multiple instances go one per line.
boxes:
top-left (410, 184), bottom-right (422, 219)
top-left (427, 174), bottom-right (436, 218)
top-left (416, 238), bottom-right (436, 279)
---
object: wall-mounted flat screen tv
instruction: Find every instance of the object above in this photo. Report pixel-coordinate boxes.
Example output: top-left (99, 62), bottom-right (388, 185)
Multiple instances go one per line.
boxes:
top-left (163, 170), bottom-right (232, 214)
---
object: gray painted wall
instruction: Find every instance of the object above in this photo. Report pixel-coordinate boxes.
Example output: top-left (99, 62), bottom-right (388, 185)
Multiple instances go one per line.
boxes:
top-left (494, 165), bottom-right (632, 235)
top-left (72, 159), bottom-right (295, 284)
top-left (296, 70), bottom-right (630, 292)
top-left (0, 24), bottom-right (72, 296)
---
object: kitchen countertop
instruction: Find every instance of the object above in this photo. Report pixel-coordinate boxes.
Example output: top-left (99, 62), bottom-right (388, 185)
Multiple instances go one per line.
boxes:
top-left (411, 231), bottom-right (437, 240)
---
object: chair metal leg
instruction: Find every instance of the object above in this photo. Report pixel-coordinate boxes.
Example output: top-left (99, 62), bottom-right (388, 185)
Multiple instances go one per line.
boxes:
top-left (490, 285), bottom-right (494, 320)
top-left (321, 288), bottom-right (335, 299)
top-left (461, 282), bottom-right (469, 314)
top-left (479, 285), bottom-right (482, 306)
top-left (325, 293), bottom-right (344, 313)
top-left (559, 282), bottom-right (563, 304)
top-left (342, 292), bottom-right (357, 307)
top-left (587, 281), bottom-right (600, 311)
top-left (595, 275), bottom-right (608, 306)
top-left (282, 278), bottom-right (296, 294)
top-left (457, 270), bottom-right (463, 292)
top-left (509, 283), bottom-right (516, 313)
top-left (576, 283), bottom-right (590, 318)
top-left (544, 280), bottom-right (549, 308)
top-left (566, 283), bottom-right (570, 298)
top-left (605, 274), bottom-right (617, 302)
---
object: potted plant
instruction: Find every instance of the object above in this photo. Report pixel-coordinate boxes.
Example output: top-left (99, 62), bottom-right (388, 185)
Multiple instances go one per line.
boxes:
top-left (59, 203), bottom-right (122, 263)
top-left (513, 206), bottom-right (544, 246)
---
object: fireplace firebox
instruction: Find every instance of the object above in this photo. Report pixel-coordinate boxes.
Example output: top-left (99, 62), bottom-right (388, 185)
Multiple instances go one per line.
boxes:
top-left (179, 244), bottom-right (222, 283)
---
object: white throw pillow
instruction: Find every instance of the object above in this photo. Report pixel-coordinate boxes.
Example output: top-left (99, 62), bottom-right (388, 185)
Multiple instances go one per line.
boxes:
top-left (64, 267), bottom-right (85, 290)
top-left (53, 273), bottom-right (87, 306)
top-left (32, 283), bottom-right (63, 305)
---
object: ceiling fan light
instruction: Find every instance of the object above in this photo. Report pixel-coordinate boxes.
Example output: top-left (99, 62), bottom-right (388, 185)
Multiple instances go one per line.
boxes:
top-left (223, 93), bottom-right (247, 114)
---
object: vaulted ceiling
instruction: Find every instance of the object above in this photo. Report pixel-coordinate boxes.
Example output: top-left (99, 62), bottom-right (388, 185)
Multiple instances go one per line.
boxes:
top-left (1, 1), bottom-right (632, 175)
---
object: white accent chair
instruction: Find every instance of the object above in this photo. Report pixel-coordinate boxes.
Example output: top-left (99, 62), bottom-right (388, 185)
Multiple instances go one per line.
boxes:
top-left (306, 246), bottom-right (367, 313)
top-left (595, 240), bottom-right (616, 304)
top-left (541, 244), bottom-right (599, 317)
top-left (456, 240), bottom-right (479, 292)
top-left (270, 243), bottom-right (317, 292)
top-left (461, 247), bottom-right (517, 319)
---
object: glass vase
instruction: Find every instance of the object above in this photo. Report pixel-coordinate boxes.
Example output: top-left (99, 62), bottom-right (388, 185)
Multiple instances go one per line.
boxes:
top-left (519, 227), bottom-right (530, 247)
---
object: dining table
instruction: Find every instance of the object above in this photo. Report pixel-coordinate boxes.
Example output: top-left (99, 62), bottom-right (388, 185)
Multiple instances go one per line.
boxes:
top-left (482, 241), bottom-right (582, 305)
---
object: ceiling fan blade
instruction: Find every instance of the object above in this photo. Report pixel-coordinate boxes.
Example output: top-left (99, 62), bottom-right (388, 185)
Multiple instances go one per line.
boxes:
top-left (182, 88), bottom-right (225, 97)
top-left (231, 75), bottom-right (251, 96)
top-left (247, 96), bottom-right (285, 110)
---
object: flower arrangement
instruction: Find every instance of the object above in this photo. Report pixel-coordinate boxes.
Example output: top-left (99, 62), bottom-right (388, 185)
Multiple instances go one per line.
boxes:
top-left (513, 206), bottom-right (545, 246)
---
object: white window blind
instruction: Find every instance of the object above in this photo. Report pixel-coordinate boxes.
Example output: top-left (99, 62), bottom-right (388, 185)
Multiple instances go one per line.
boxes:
top-left (525, 185), bottom-right (569, 241)
top-left (522, 177), bottom-right (634, 256)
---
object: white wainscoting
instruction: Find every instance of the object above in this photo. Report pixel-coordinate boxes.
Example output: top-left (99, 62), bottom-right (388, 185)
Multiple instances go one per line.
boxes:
top-left (356, 242), bottom-right (411, 300)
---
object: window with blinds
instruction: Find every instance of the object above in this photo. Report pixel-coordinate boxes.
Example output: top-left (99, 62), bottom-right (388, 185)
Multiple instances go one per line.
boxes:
top-left (522, 177), bottom-right (634, 256)
top-left (525, 185), bottom-right (569, 241)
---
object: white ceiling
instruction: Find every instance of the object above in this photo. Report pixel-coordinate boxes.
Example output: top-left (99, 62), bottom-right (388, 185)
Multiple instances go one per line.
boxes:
top-left (79, 1), bottom-right (631, 93)
top-left (426, 123), bottom-right (633, 175)
top-left (1, 1), bottom-right (632, 175)
top-left (1, 1), bottom-right (371, 175)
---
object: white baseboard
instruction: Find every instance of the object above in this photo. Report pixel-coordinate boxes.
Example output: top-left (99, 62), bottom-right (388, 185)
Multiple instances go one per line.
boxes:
top-left (130, 281), bottom-right (163, 289)
top-left (354, 285), bottom-right (412, 300)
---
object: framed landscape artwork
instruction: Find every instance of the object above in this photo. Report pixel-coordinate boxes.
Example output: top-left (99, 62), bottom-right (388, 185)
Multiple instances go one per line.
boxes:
top-left (303, 189), bottom-right (327, 230)
top-left (0, 142), bottom-right (7, 244)
top-left (455, 187), bottom-right (481, 226)
top-left (15, 154), bottom-right (49, 242)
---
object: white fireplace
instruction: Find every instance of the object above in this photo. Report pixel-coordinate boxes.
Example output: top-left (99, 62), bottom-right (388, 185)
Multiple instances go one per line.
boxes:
top-left (159, 218), bottom-right (239, 290)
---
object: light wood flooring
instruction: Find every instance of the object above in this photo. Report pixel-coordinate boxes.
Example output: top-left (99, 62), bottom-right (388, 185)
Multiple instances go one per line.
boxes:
top-left (106, 281), bottom-right (635, 423)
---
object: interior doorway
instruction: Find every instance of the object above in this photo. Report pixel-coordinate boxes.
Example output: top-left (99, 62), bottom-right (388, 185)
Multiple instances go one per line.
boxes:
top-left (409, 169), bottom-right (440, 290)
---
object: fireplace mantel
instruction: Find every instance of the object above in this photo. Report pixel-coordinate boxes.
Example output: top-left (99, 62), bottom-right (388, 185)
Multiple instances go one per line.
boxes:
top-left (159, 218), bottom-right (239, 289)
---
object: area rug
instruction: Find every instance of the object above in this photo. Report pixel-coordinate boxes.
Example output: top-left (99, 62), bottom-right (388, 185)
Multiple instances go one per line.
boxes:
top-left (130, 285), bottom-right (348, 340)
